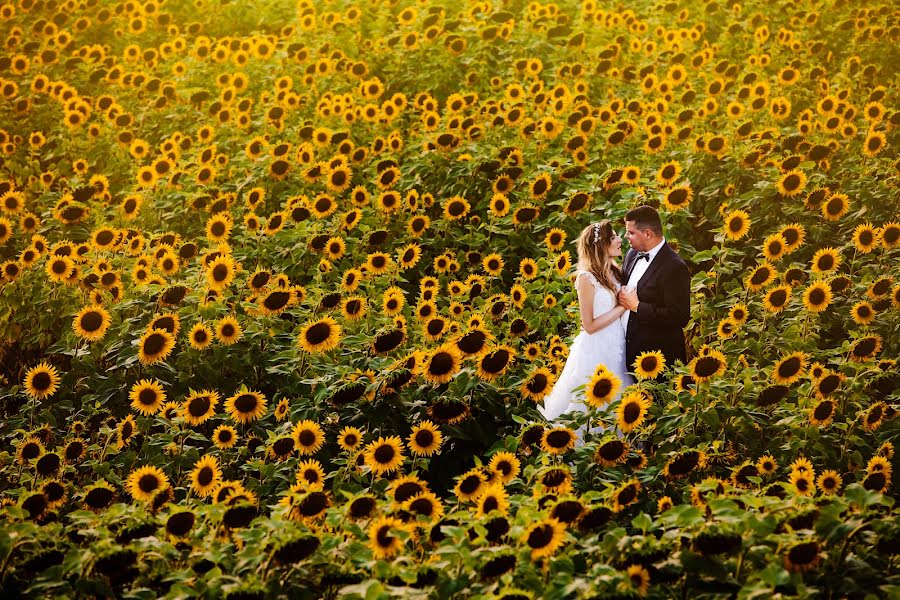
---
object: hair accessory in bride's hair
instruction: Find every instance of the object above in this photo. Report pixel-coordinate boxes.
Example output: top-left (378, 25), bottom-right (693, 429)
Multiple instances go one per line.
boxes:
top-left (592, 222), bottom-right (600, 244)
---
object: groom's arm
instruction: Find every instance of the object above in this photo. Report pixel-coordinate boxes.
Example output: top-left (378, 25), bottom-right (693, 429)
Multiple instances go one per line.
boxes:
top-left (634, 260), bottom-right (691, 328)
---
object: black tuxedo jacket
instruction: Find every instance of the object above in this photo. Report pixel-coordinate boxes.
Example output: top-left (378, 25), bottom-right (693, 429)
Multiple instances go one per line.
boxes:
top-left (622, 241), bottom-right (691, 373)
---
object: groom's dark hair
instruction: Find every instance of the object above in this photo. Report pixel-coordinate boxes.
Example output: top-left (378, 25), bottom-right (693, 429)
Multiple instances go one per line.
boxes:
top-left (625, 205), bottom-right (663, 236)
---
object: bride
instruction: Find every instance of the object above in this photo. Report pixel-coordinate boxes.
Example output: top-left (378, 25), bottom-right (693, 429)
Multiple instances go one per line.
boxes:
top-left (538, 220), bottom-right (634, 434)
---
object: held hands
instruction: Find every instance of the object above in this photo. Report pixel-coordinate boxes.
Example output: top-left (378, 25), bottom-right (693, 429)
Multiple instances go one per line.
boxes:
top-left (617, 287), bottom-right (639, 311)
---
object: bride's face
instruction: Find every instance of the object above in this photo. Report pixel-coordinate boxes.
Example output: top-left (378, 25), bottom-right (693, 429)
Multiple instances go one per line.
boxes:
top-left (607, 230), bottom-right (623, 258)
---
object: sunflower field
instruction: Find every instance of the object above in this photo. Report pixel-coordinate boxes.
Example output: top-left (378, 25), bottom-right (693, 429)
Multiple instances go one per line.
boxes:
top-left (0, 0), bottom-right (898, 597)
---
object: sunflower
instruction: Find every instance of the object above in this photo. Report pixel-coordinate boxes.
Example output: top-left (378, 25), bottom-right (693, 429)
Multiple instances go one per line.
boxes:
top-left (633, 350), bottom-right (665, 380)
top-left (488, 451), bottom-right (521, 484)
top-left (190, 455), bottom-right (222, 497)
top-left (537, 466), bottom-right (573, 495)
top-left (810, 247), bottom-right (841, 274)
top-left (365, 251), bottom-right (393, 275)
top-left (325, 164), bottom-right (353, 193)
top-left (522, 517), bottom-right (566, 560)
top-left (540, 427), bottom-right (577, 455)
top-left (225, 388), bottom-right (268, 424)
top-left (397, 243), bottom-right (422, 271)
top-left (364, 436), bottom-right (405, 476)
top-left (802, 281), bottom-right (832, 313)
top-left (129, 379), bottom-right (165, 415)
top-left (723, 210), bottom-right (751, 241)
top-left (849, 301), bottom-right (876, 326)
top-left (521, 367), bottom-right (556, 402)
top-left (454, 467), bottom-right (488, 502)
top-left (625, 564), bottom-right (651, 596)
top-left (211, 424), bottom-right (238, 449)
top-left (475, 484), bottom-right (509, 518)
top-left (863, 130), bottom-right (886, 157)
top-left (594, 437), bottom-right (630, 467)
top-left (205, 255), bottom-right (236, 291)
top-left (295, 459), bottom-right (327, 491)
top-left (298, 316), bottom-right (342, 354)
top-left (772, 351), bottom-right (808, 385)
top-left (182, 390), bottom-right (219, 426)
top-left (821, 192), bottom-right (849, 221)
top-left (127, 465), bottom-right (169, 503)
top-left (187, 321), bottom-right (213, 350)
top-left (138, 327), bottom-right (176, 365)
top-left (789, 470), bottom-right (815, 497)
top-left (762, 233), bottom-right (787, 261)
top-left (214, 315), bottom-right (242, 345)
top-left (745, 263), bottom-right (777, 291)
top-left (72, 304), bottom-right (111, 342)
top-left (662, 449), bottom-right (707, 479)
top-left (368, 515), bottom-right (409, 559)
top-left (23, 361), bottom-right (60, 400)
top-left (850, 335), bottom-right (883, 362)
top-left (861, 402), bottom-right (886, 431)
top-left (82, 480), bottom-right (117, 511)
top-left (205, 213), bottom-right (233, 242)
top-left (420, 342), bottom-right (463, 384)
top-left (616, 391), bottom-right (652, 433)
top-left (763, 285), bottom-right (791, 313)
top-left (290, 420), bottom-right (325, 455)
top-left (662, 185), bottom-right (693, 211)
top-left (583, 369), bottom-right (622, 408)
top-left (45, 255), bottom-right (74, 283)
top-left (852, 223), bottom-right (880, 254)
top-left (336, 426), bottom-right (364, 453)
top-left (443, 195), bottom-right (470, 221)
top-left (776, 170), bottom-right (807, 197)
top-left (612, 478), bottom-right (642, 512)
top-left (404, 491), bottom-right (444, 524)
top-left (408, 420), bottom-right (443, 457)
top-left (655, 160), bottom-right (681, 186)
top-left (475, 345), bottom-right (516, 382)
top-left (814, 470), bottom-right (842, 496)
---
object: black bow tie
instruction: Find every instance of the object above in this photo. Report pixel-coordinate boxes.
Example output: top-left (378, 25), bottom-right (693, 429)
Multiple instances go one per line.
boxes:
top-left (636, 251), bottom-right (650, 262)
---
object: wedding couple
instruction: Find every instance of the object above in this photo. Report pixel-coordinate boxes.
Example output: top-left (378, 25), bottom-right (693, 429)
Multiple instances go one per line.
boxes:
top-left (539, 205), bottom-right (692, 432)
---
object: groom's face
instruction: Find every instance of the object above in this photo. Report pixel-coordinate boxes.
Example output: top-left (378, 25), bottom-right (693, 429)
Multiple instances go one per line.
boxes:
top-left (624, 220), bottom-right (652, 252)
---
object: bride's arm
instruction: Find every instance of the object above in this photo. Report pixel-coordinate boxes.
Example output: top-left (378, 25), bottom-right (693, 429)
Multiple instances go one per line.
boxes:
top-left (577, 276), bottom-right (627, 335)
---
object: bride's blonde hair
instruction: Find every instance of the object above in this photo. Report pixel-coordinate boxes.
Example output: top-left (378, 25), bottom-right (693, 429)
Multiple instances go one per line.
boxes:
top-left (576, 220), bottom-right (622, 293)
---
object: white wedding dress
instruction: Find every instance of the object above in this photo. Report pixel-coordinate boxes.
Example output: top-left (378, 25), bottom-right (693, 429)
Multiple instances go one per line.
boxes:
top-left (539, 269), bottom-right (633, 436)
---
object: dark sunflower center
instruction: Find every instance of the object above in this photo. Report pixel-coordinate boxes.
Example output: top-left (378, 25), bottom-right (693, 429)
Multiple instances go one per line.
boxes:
top-left (668, 188), bottom-right (688, 205)
top-left (138, 388), bottom-right (157, 406)
top-left (373, 445), bottom-right (395, 464)
top-left (813, 401), bottom-right (834, 420)
top-left (376, 526), bottom-right (394, 547)
top-left (809, 288), bottom-right (825, 306)
top-left (623, 402), bottom-right (641, 423)
top-left (139, 474), bottom-right (160, 493)
top-left (750, 268), bottom-right (770, 285)
top-left (428, 352), bottom-right (453, 376)
top-left (527, 524), bottom-right (553, 548)
top-left (197, 466), bottom-right (213, 485)
top-left (415, 430), bottom-right (434, 448)
top-left (778, 357), bottom-right (801, 378)
top-left (527, 373), bottom-right (548, 393)
top-left (234, 394), bottom-right (258, 413)
top-left (212, 264), bottom-right (228, 281)
top-left (273, 438), bottom-right (294, 455)
top-left (459, 475), bottom-right (481, 495)
top-left (188, 396), bottom-right (211, 416)
top-left (546, 430), bottom-right (572, 448)
top-left (32, 372), bottom-right (52, 391)
top-left (305, 322), bottom-right (331, 345)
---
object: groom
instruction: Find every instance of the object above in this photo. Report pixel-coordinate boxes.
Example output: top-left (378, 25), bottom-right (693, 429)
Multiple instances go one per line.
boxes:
top-left (617, 205), bottom-right (691, 379)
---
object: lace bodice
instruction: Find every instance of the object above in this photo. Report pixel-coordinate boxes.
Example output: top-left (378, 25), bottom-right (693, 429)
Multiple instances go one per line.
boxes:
top-left (576, 270), bottom-right (619, 318)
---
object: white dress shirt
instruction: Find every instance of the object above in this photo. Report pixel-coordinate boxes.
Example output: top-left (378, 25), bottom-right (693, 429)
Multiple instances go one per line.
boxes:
top-left (622, 237), bottom-right (665, 330)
